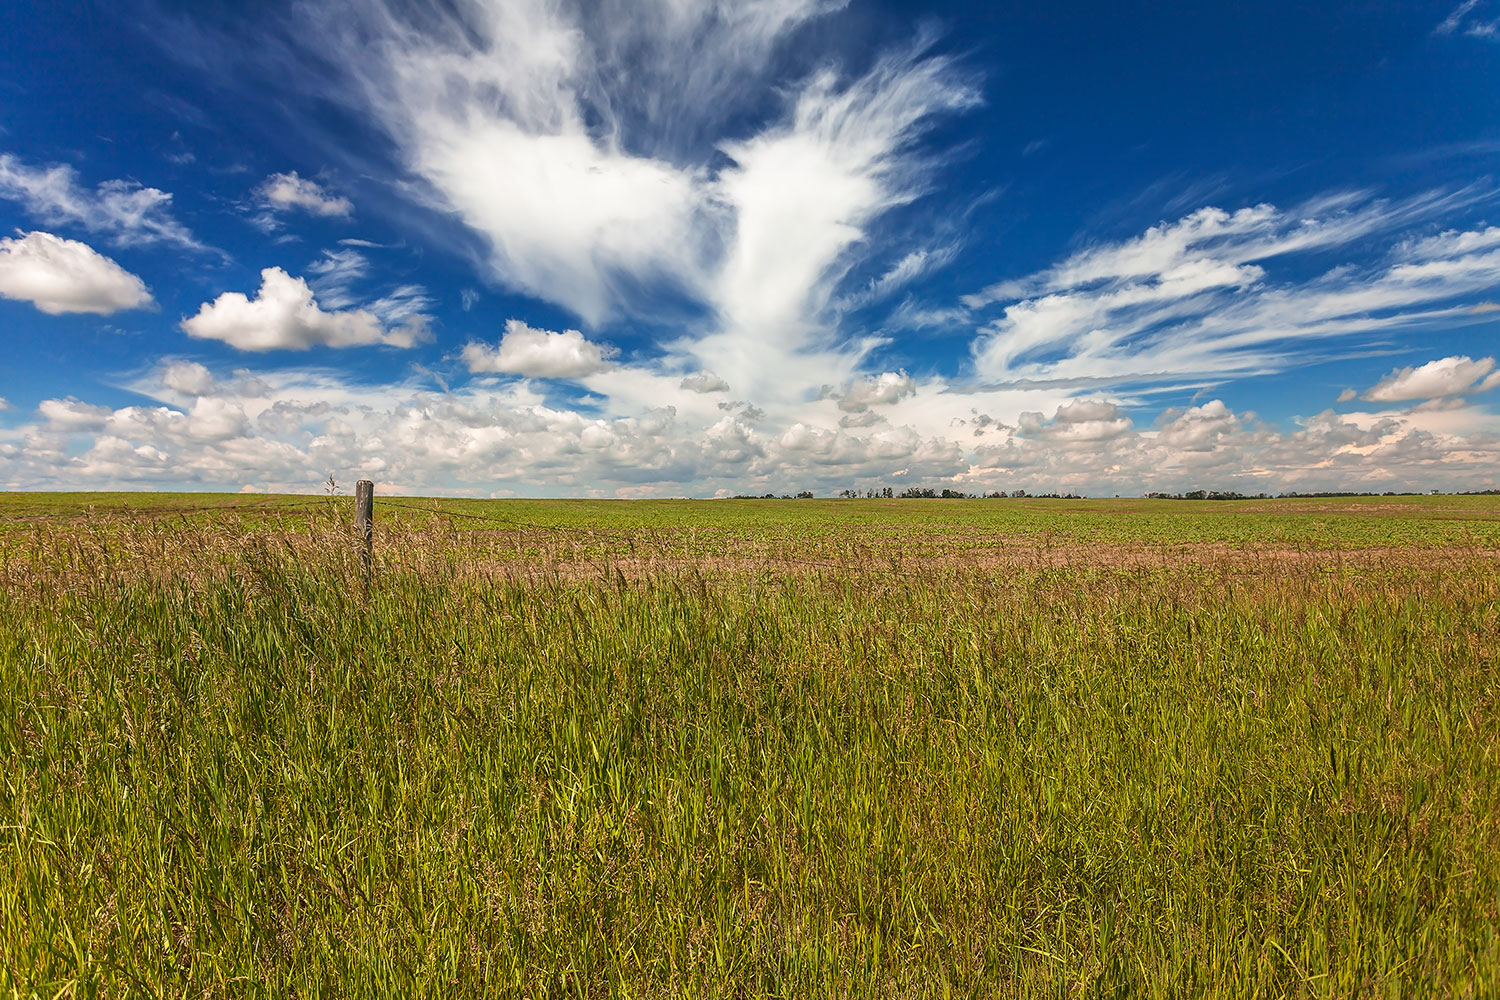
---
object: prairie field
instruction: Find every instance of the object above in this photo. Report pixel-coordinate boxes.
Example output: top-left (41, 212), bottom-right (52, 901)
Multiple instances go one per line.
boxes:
top-left (2, 492), bottom-right (1498, 998)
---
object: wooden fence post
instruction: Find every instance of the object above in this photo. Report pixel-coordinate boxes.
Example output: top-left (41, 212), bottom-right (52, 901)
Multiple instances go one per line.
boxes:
top-left (355, 479), bottom-right (374, 577)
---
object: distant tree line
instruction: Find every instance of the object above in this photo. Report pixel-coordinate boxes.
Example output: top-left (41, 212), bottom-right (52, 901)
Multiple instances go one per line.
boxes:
top-left (1145, 491), bottom-right (1270, 500)
top-left (837, 487), bottom-right (1085, 499)
top-left (1274, 489), bottom-right (1500, 498)
top-left (733, 492), bottom-right (819, 500)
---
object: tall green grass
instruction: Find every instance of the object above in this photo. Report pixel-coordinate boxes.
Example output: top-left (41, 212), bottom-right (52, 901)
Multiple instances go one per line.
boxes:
top-left (2, 503), bottom-right (1498, 997)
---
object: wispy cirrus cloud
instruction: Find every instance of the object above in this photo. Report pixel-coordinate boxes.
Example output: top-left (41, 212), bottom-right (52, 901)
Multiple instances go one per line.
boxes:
top-left (1436, 0), bottom-right (1500, 40)
top-left (840, 244), bottom-right (960, 311)
top-left (964, 194), bottom-right (1500, 388)
top-left (0, 153), bottom-right (201, 250)
top-left (305, 248), bottom-right (372, 310)
top-left (244, 0), bottom-right (977, 407)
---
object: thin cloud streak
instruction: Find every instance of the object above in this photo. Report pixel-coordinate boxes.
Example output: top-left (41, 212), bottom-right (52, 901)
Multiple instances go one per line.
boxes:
top-left (966, 193), bottom-right (1500, 388)
top-left (0, 153), bottom-right (203, 251)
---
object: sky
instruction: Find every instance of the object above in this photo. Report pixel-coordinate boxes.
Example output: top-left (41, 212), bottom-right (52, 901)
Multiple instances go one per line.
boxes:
top-left (1, 0), bottom-right (1498, 497)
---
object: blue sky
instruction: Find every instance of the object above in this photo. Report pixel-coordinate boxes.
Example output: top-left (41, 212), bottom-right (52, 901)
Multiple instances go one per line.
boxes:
top-left (1, 0), bottom-right (1498, 496)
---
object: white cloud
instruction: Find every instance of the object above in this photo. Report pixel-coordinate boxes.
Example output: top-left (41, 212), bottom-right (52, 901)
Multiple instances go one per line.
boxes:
top-left (850, 246), bottom-right (958, 307)
top-left (680, 371), bottom-right (730, 393)
top-left (186, 397), bottom-right (250, 440)
top-left (3, 355), bottom-right (1498, 496)
top-left (0, 154), bottom-right (199, 250)
top-left (305, 248), bottom-right (370, 309)
top-left (966, 197), bottom-right (1500, 388)
top-left (305, 248), bottom-right (432, 329)
top-left (1435, 0), bottom-right (1500, 38)
top-left (259, 171), bottom-right (354, 218)
top-left (0, 231), bottom-right (153, 315)
top-left (331, 0), bottom-right (716, 328)
top-left (1155, 400), bottom-right (1239, 452)
top-left (1437, 0), bottom-right (1483, 34)
top-left (712, 44), bottom-right (978, 346)
top-left (461, 319), bottom-right (617, 378)
top-left (181, 267), bottom-right (429, 351)
top-left (39, 397), bottom-right (113, 430)
top-left (836, 371), bottom-right (916, 412)
top-left (160, 360), bottom-right (217, 396)
top-left (366, 284), bottom-right (433, 326)
top-left (264, 0), bottom-right (975, 416)
top-left (1015, 400), bottom-right (1133, 442)
top-left (1363, 355), bottom-right (1498, 402)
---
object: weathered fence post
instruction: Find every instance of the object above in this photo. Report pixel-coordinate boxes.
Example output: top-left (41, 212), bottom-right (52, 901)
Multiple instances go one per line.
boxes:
top-left (355, 479), bottom-right (374, 578)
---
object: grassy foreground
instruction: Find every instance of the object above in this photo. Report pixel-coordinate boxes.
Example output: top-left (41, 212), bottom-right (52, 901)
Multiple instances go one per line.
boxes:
top-left (2, 494), bottom-right (1498, 997)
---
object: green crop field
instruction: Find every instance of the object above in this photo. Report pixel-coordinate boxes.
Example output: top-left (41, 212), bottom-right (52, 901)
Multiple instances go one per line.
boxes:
top-left (3, 493), bottom-right (1498, 997)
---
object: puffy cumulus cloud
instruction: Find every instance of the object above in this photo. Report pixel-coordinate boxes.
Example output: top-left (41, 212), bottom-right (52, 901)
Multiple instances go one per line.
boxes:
top-left (0, 231), bottom-right (153, 315)
top-left (774, 422), bottom-right (966, 481)
top-left (0, 154), bottom-right (199, 250)
top-left (1363, 355), bottom-right (1500, 402)
top-left (258, 171), bottom-right (354, 218)
top-left (187, 397), bottom-right (250, 440)
top-left (4, 363), bottom-right (1500, 496)
top-left (680, 371), bottom-right (730, 394)
top-left (835, 371), bottom-right (916, 412)
top-left (6, 358), bottom-right (961, 493)
top-left (7, 371), bottom-right (757, 492)
top-left (1155, 400), bottom-right (1241, 452)
top-left (181, 267), bottom-right (430, 351)
top-left (38, 397), bottom-right (113, 430)
top-left (159, 360), bottom-right (217, 397)
top-left (970, 397), bottom-right (1500, 497)
top-left (966, 195), bottom-right (1500, 389)
top-left (1015, 400), bottom-right (1132, 442)
top-left (838, 410), bottom-right (885, 429)
top-left (461, 320), bottom-right (617, 378)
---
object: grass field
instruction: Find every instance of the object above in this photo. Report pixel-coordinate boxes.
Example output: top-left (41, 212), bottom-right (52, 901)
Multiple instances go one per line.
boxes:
top-left (3, 493), bottom-right (1498, 997)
